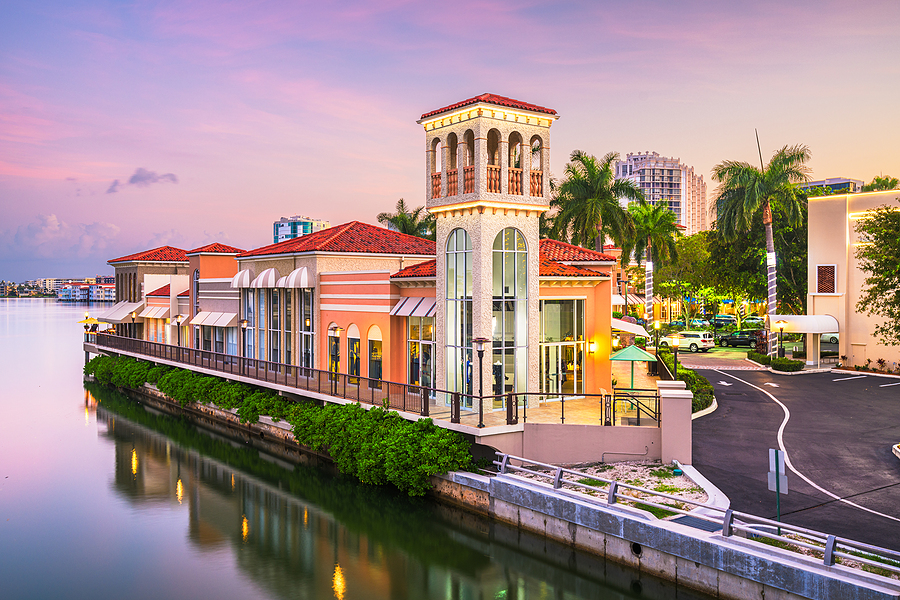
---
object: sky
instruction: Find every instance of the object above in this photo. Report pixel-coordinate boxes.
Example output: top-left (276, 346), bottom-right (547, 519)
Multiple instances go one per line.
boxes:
top-left (1, 0), bottom-right (899, 281)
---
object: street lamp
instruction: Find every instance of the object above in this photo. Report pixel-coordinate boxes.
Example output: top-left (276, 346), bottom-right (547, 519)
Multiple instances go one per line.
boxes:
top-left (176, 314), bottom-right (184, 347)
top-left (775, 319), bottom-right (788, 359)
top-left (84, 311), bottom-right (89, 333)
top-left (239, 319), bottom-right (248, 375)
top-left (131, 311), bottom-right (136, 339)
top-left (672, 334), bottom-right (680, 381)
top-left (472, 337), bottom-right (490, 428)
top-left (651, 320), bottom-right (661, 376)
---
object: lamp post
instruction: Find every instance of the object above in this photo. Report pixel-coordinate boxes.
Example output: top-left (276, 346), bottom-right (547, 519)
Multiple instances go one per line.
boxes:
top-left (239, 319), bottom-right (248, 374)
top-left (775, 319), bottom-right (788, 359)
top-left (651, 320), bottom-right (661, 376)
top-left (472, 337), bottom-right (490, 428)
top-left (672, 334), bottom-right (680, 381)
top-left (131, 311), bottom-right (136, 339)
top-left (176, 314), bottom-right (184, 347)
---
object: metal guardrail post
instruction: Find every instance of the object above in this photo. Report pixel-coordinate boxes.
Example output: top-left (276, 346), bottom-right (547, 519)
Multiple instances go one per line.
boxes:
top-left (452, 392), bottom-right (460, 424)
top-left (824, 535), bottom-right (837, 566)
top-left (560, 396), bottom-right (565, 424)
top-left (722, 509), bottom-right (734, 537)
top-left (499, 454), bottom-right (509, 474)
top-left (506, 392), bottom-right (516, 425)
top-left (553, 467), bottom-right (563, 489)
top-left (422, 387), bottom-right (429, 417)
top-left (607, 481), bottom-right (618, 505)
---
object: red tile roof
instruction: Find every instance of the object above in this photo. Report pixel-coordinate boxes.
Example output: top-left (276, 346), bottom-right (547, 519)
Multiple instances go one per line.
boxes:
top-left (177, 290), bottom-right (190, 297)
top-left (392, 259), bottom-right (436, 279)
top-left (539, 239), bottom-right (617, 262)
top-left (187, 242), bottom-right (245, 254)
top-left (147, 284), bottom-right (170, 297)
top-left (420, 93), bottom-right (557, 120)
top-left (240, 221), bottom-right (435, 258)
top-left (109, 245), bottom-right (188, 263)
top-left (539, 256), bottom-right (608, 278)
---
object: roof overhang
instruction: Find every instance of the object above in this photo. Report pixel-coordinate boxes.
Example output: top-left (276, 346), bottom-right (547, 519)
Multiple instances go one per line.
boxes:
top-left (612, 318), bottom-right (651, 338)
top-left (770, 314), bottom-right (839, 334)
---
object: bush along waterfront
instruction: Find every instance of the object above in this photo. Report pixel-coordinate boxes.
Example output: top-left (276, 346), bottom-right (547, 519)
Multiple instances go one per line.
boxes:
top-left (657, 350), bottom-right (714, 413)
top-left (84, 355), bottom-right (472, 496)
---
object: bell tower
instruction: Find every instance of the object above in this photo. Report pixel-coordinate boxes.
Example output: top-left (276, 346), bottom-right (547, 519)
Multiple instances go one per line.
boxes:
top-left (417, 94), bottom-right (559, 407)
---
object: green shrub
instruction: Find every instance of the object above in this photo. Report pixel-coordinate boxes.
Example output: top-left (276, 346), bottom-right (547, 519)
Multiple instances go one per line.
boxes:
top-left (657, 351), bottom-right (715, 413)
top-left (747, 351), bottom-right (771, 365)
top-left (771, 357), bottom-right (804, 372)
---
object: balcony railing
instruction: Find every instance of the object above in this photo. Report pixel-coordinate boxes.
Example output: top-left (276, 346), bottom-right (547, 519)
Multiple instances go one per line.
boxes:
top-left (90, 333), bottom-right (657, 428)
top-left (508, 168), bottom-right (522, 195)
top-left (431, 172), bottom-right (441, 199)
top-left (447, 169), bottom-right (458, 196)
top-left (530, 170), bottom-right (543, 197)
top-left (463, 165), bottom-right (474, 194)
top-left (486, 165), bottom-right (500, 193)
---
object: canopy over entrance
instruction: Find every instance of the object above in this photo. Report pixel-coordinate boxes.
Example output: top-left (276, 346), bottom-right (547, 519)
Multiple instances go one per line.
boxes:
top-left (611, 317), bottom-right (650, 338)
top-left (769, 314), bottom-right (838, 334)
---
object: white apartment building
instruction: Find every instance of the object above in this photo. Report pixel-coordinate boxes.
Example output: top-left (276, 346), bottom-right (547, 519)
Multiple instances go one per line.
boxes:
top-left (272, 215), bottom-right (330, 243)
top-left (616, 152), bottom-right (709, 235)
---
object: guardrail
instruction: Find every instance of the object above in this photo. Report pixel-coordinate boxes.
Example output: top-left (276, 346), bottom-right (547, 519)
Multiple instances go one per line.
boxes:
top-left (91, 333), bottom-right (660, 428)
top-left (493, 452), bottom-right (900, 576)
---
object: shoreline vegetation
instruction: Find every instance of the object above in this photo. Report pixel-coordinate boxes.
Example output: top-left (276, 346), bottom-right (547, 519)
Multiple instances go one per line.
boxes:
top-left (84, 354), bottom-right (471, 496)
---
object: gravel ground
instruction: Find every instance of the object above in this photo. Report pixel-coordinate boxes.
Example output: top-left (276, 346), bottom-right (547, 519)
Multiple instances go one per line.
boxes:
top-left (512, 459), bottom-right (709, 519)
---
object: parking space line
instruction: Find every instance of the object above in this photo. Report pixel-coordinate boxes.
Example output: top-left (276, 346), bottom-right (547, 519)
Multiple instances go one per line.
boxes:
top-left (832, 375), bottom-right (868, 382)
top-left (879, 382), bottom-right (900, 387)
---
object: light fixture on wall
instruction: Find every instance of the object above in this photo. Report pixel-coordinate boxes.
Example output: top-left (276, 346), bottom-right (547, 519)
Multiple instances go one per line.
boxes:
top-left (588, 341), bottom-right (597, 354)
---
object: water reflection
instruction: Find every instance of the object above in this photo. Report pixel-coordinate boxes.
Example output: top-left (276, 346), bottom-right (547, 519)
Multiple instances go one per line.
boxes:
top-left (90, 383), bottom-right (696, 600)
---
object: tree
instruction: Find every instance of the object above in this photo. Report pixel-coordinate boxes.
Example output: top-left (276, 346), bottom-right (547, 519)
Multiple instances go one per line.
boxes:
top-left (551, 150), bottom-right (643, 252)
top-left (376, 198), bottom-right (435, 240)
top-left (713, 144), bottom-right (810, 354)
top-left (855, 205), bottom-right (900, 345)
top-left (862, 175), bottom-right (900, 192)
top-left (655, 233), bottom-right (712, 324)
top-left (622, 203), bottom-right (680, 318)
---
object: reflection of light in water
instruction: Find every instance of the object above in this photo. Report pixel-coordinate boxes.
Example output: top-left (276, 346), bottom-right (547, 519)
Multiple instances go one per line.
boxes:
top-left (241, 515), bottom-right (249, 542)
top-left (176, 478), bottom-right (183, 504)
top-left (131, 449), bottom-right (138, 477)
top-left (231, 473), bottom-right (235, 491)
top-left (85, 406), bottom-right (89, 426)
top-left (332, 564), bottom-right (345, 600)
top-left (303, 507), bottom-right (308, 528)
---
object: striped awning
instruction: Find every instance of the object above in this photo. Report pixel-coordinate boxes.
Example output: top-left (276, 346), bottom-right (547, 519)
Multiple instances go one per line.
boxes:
top-left (231, 269), bottom-right (252, 288)
top-left (277, 267), bottom-right (310, 288)
top-left (190, 311), bottom-right (239, 327)
top-left (411, 297), bottom-right (436, 317)
top-left (98, 300), bottom-right (144, 324)
top-left (250, 267), bottom-right (280, 288)
top-left (139, 306), bottom-right (170, 319)
top-left (390, 297), bottom-right (437, 318)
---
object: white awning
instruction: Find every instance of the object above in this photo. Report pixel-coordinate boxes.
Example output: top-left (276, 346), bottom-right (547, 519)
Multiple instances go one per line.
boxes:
top-left (411, 297), bottom-right (436, 317)
top-left (190, 311), bottom-right (239, 327)
top-left (231, 269), bottom-right (252, 289)
top-left (190, 311), bottom-right (215, 326)
top-left (391, 297), bottom-right (423, 317)
top-left (250, 267), bottom-right (280, 288)
top-left (611, 317), bottom-right (650, 338)
top-left (611, 294), bottom-right (625, 306)
top-left (139, 306), bottom-right (170, 319)
top-left (277, 267), bottom-right (310, 288)
top-left (98, 300), bottom-right (145, 324)
top-left (770, 314), bottom-right (839, 334)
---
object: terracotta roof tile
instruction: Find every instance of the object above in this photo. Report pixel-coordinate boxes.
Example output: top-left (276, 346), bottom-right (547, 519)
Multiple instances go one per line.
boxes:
top-left (177, 290), bottom-right (190, 297)
top-left (539, 239), bottom-right (617, 262)
top-left (539, 256), bottom-right (608, 278)
top-left (421, 93), bottom-right (557, 120)
top-left (109, 245), bottom-right (188, 263)
top-left (239, 221), bottom-right (435, 258)
top-left (391, 259), bottom-right (436, 279)
top-left (147, 284), bottom-right (170, 297)
top-left (187, 242), bottom-right (245, 254)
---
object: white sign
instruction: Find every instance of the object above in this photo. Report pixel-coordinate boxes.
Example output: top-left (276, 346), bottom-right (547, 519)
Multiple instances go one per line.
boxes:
top-left (767, 448), bottom-right (788, 494)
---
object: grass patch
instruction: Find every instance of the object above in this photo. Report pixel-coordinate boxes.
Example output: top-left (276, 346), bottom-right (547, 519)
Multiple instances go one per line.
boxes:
top-left (633, 502), bottom-right (679, 519)
top-left (653, 484), bottom-right (682, 494)
top-left (650, 467), bottom-right (675, 479)
top-left (575, 477), bottom-right (608, 488)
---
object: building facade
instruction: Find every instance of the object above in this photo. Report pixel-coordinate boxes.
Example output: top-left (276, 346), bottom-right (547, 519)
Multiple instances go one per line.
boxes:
top-left (615, 152), bottom-right (709, 235)
top-left (802, 177), bottom-right (864, 195)
top-left (273, 216), bottom-right (331, 244)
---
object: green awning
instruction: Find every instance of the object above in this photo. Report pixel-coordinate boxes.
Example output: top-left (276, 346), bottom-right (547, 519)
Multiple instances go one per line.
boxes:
top-left (609, 345), bottom-right (657, 362)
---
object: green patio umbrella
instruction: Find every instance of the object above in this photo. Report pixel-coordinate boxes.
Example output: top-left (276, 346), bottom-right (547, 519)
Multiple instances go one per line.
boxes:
top-left (609, 344), bottom-right (657, 389)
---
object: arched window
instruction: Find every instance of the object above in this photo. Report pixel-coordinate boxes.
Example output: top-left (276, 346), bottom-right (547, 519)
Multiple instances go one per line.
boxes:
top-left (508, 132), bottom-right (524, 194)
top-left (446, 229), bottom-right (473, 399)
top-left (530, 135), bottom-right (544, 197)
top-left (367, 325), bottom-right (383, 387)
top-left (486, 129), bottom-right (501, 193)
top-left (492, 228), bottom-right (527, 395)
top-left (463, 130), bottom-right (475, 194)
top-left (347, 324), bottom-right (360, 383)
top-left (430, 137), bottom-right (442, 199)
top-left (447, 133), bottom-right (458, 196)
top-left (193, 269), bottom-right (200, 316)
top-left (328, 322), bottom-right (340, 379)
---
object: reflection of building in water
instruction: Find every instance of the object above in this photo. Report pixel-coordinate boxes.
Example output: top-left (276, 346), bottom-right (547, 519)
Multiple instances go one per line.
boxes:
top-left (97, 404), bottom-right (653, 600)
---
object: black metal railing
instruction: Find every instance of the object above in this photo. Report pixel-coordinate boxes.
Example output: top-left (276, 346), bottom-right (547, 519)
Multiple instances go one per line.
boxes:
top-left (91, 333), bottom-right (661, 428)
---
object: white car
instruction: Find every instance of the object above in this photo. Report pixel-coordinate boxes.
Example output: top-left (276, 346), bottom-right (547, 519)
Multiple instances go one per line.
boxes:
top-left (742, 316), bottom-right (765, 325)
top-left (659, 330), bottom-right (715, 353)
top-left (823, 332), bottom-right (839, 344)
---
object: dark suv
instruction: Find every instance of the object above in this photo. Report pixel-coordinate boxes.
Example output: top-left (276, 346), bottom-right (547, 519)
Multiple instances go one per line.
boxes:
top-left (718, 330), bottom-right (758, 348)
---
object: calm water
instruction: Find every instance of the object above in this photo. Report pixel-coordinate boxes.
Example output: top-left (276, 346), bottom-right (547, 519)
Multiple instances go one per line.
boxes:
top-left (0, 299), bottom-right (700, 600)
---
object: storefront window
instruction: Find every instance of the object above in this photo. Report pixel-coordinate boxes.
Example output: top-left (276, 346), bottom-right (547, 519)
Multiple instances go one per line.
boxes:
top-left (408, 316), bottom-right (434, 391)
top-left (540, 299), bottom-right (585, 397)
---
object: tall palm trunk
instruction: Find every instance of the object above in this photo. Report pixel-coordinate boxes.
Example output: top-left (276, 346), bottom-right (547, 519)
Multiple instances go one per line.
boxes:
top-left (763, 200), bottom-right (777, 356)
top-left (645, 237), bottom-right (653, 320)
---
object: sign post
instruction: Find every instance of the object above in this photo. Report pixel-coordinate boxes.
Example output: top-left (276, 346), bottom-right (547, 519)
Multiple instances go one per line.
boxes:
top-left (768, 448), bottom-right (788, 534)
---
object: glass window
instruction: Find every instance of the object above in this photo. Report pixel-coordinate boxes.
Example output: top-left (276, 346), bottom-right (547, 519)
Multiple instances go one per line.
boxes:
top-left (348, 337), bottom-right (360, 383)
top-left (445, 229), bottom-right (472, 398)
top-left (492, 228), bottom-right (528, 396)
top-left (539, 299), bottom-right (585, 397)
top-left (408, 316), bottom-right (435, 391)
top-left (369, 340), bottom-right (383, 387)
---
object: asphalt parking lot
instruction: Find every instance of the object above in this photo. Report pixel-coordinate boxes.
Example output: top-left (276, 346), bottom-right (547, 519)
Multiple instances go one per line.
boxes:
top-left (691, 369), bottom-right (900, 550)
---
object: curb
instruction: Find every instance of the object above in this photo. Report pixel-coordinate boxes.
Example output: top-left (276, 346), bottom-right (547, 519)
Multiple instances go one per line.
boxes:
top-left (691, 395), bottom-right (718, 420)
top-left (893, 444), bottom-right (900, 462)
top-left (831, 368), bottom-right (900, 380)
top-left (675, 460), bottom-right (730, 517)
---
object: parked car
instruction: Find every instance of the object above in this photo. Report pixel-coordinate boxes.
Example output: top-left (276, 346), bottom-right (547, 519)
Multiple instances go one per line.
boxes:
top-left (823, 332), bottom-right (839, 344)
top-left (711, 314), bottom-right (736, 327)
top-left (668, 319), bottom-right (686, 328)
top-left (659, 330), bottom-right (715, 352)
top-left (689, 318), bottom-right (710, 328)
top-left (718, 330), bottom-right (760, 348)
top-left (742, 316), bottom-right (766, 326)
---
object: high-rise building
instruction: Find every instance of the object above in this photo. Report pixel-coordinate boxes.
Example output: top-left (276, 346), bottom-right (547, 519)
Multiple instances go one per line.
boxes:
top-left (272, 216), bottom-right (330, 243)
top-left (615, 152), bottom-right (709, 235)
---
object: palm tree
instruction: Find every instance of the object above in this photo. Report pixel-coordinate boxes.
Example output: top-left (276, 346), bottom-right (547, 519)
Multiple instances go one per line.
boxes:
top-left (623, 203), bottom-right (680, 319)
top-left (376, 198), bottom-right (435, 240)
top-left (862, 175), bottom-right (899, 192)
top-left (551, 150), bottom-right (644, 252)
top-left (713, 144), bottom-right (810, 355)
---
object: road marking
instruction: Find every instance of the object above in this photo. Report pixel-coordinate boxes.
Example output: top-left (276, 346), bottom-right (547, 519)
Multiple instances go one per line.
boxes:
top-left (717, 381), bottom-right (733, 386)
top-left (712, 369), bottom-right (900, 525)
top-left (764, 382), bottom-right (780, 387)
top-left (879, 381), bottom-right (900, 387)
top-left (833, 376), bottom-right (867, 382)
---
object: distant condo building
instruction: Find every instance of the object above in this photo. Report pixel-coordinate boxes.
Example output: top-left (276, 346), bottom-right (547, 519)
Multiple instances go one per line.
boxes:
top-left (801, 177), bottom-right (864, 194)
top-left (615, 152), bottom-right (709, 235)
top-left (273, 215), bottom-right (330, 244)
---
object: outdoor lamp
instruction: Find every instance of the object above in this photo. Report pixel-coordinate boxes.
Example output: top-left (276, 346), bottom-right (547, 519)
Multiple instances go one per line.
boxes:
top-left (672, 335), bottom-right (680, 381)
top-left (472, 337), bottom-right (490, 428)
top-left (775, 319), bottom-right (788, 359)
top-left (613, 335), bottom-right (620, 348)
top-left (589, 340), bottom-right (597, 354)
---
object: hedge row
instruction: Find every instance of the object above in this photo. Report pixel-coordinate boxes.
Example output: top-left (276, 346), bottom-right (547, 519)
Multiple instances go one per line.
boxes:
top-left (747, 350), bottom-right (771, 365)
top-left (657, 350), bottom-right (714, 413)
top-left (84, 355), bottom-right (471, 495)
top-left (746, 351), bottom-right (805, 372)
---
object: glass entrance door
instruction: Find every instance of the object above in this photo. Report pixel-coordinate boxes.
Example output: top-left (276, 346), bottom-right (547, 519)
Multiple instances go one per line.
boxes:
top-left (541, 342), bottom-right (583, 397)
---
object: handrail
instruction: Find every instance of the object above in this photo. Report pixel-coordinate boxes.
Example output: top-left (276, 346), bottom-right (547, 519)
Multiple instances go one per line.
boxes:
top-left (492, 452), bottom-right (900, 575)
top-left (91, 333), bottom-right (660, 428)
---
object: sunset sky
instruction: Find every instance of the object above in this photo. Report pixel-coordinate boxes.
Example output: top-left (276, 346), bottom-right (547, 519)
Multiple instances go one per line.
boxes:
top-left (2, 0), bottom-right (898, 281)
